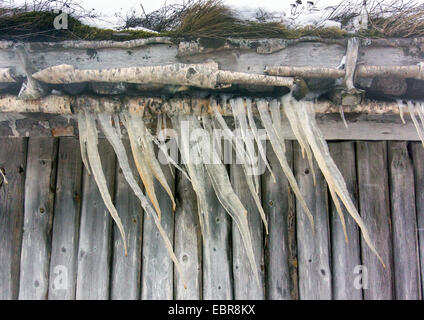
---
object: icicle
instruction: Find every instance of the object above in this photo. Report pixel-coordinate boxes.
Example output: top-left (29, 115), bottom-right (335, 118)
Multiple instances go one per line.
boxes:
top-left (245, 98), bottom-right (275, 182)
top-left (281, 94), bottom-right (316, 185)
top-left (77, 111), bottom-right (91, 175)
top-left (407, 101), bottom-right (424, 147)
top-left (193, 115), bottom-right (260, 285)
top-left (113, 114), bottom-right (122, 139)
top-left (257, 99), bottom-right (315, 231)
top-left (0, 168), bottom-right (8, 185)
top-left (339, 105), bottom-right (349, 128)
top-left (171, 114), bottom-right (211, 237)
top-left (123, 113), bottom-right (163, 219)
top-left (288, 96), bottom-right (385, 267)
top-left (81, 111), bottom-right (128, 256)
top-left (397, 100), bottom-right (406, 124)
top-left (212, 100), bottom-right (269, 234)
top-left (97, 112), bottom-right (186, 287)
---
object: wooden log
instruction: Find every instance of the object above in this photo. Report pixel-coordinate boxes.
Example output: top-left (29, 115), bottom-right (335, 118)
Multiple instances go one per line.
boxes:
top-left (294, 142), bottom-right (332, 300)
top-left (356, 141), bottom-right (394, 300)
top-left (202, 176), bottom-right (233, 300)
top-left (174, 170), bottom-right (202, 300)
top-left (328, 142), bottom-right (362, 300)
top-left (141, 146), bottom-right (175, 300)
top-left (265, 64), bottom-right (424, 80)
top-left (262, 141), bottom-right (298, 300)
top-left (0, 138), bottom-right (27, 300)
top-left (110, 140), bottom-right (143, 300)
top-left (76, 139), bottom-right (116, 300)
top-left (388, 142), bottom-right (421, 299)
top-left (411, 142), bottom-right (424, 298)
top-left (32, 62), bottom-right (219, 89)
top-left (18, 137), bottom-right (58, 300)
top-left (48, 138), bottom-right (83, 300)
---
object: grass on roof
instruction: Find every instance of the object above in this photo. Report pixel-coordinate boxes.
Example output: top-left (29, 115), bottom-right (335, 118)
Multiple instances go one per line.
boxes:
top-left (0, 0), bottom-right (423, 42)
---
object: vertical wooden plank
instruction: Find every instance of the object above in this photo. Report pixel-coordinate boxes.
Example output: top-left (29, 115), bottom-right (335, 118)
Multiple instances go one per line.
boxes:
top-left (388, 141), bottom-right (421, 300)
top-left (0, 138), bottom-right (27, 300)
top-left (48, 138), bottom-right (83, 300)
top-left (174, 171), bottom-right (202, 299)
top-left (293, 142), bottom-right (332, 300)
top-left (356, 141), bottom-right (394, 300)
top-left (76, 138), bottom-right (115, 300)
top-left (231, 160), bottom-right (265, 300)
top-left (110, 140), bottom-right (143, 300)
top-left (202, 177), bottom-right (233, 300)
top-left (18, 137), bottom-right (58, 300)
top-left (141, 147), bottom-right (175, 300)
top-left (262, 141), bottom-right (298, 300)
top-left (411, 142), bottom-right (424, 299)
top-left (328, 142), bottom-right (362, 300)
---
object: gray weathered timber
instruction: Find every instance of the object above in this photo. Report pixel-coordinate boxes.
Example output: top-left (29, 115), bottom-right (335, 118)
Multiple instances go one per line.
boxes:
top-left (328, 142), bottom-right (362, 300)
top-left (110, 140), bottom-right (143, 300)
top-left (202, 177), bottom-right (233, 300)
top-left (1, 40), bottom-right (420, 79)
top-left (0, 138), bottom-right (27, 300)
top-left (231, 161), bottom-right (265, 300)
top-left (356, 141), bottom-right (394, 300)
top-left (388, 142), bottom-right (421, 300)
top-left (141, 148), bottom-right (175, 300)
top-left (174, 171), bottom-right (202, 300)
top-left (294, 142), bottom-right (332, 300)
top-left (411, 143), bottom-right (424, 299)
top-left (48, 138), bottom-right (83, 300)
top-left (76, 139), bottom-right (116, 300)
top-left (1, 115), bottom-right (421, 141)
top-left (262, 141), bottom-right (298, 300)
top-left (18, 137), bottom-right (58, 300)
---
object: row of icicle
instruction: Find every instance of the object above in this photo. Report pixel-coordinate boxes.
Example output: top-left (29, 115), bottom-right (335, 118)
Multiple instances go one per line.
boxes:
top-left (77, 93), bottom-right (386, 287)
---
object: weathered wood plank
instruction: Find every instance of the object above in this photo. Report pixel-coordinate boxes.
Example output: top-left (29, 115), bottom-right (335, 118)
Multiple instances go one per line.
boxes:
top-left (202, 177), bottom-right (233, 300)
top-left (141, 147), bottom-right (175, 300)
top-left (18, 137), bottom-right (58, 300)
top-left (388, 142), bottom-right (421, 300)
top-left (294, 142), bottom-right (332, 300)
top-left (0, 138), bottom-right (27, 300)
top-left (110, 140), bottom-right (143, 300)
top-left (230, 160), bottom-right (265, 300)
top-left (76, 139), bottom-right (116, 300)
top-left (328, 142), bottom-right (362, 300)
top-left (411, 142), bottom-right (424, 299)
top-left (174, 171), bottom-right (202, 300)
top-left (48, 138), bottom-right (83, 300)
top-left (262, 141), bottom-right (298, 300)
top-left (356, 141), bottom-right (394, 300)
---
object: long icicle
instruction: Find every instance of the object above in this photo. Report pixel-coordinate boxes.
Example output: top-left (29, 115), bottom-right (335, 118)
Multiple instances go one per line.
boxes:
top-left (287, 98), bottom-right (347, 241)
top-left (245, 98), bottom-right (275, 182)
top-left (215, 100), bottom-right (269, 234)
top-left (290, 97), bottom-right (385, 267)
top-left (194, 115), bottom-right (260, 285)
top-left (135, 116), bottom-right (177, 211)
top-left (82, 111), bottom-right (128, 256)
top-left (123, 113), bottom-right (163, 219)
top-left (97, 112), bottom-right (186, 287)
top-left (77, 111), bottom-right (91, 175)
top-left (171, 114), bottom-right (211, 239)
top-left (280, 94), bottom-right (316, 185)
top-left (257, 99), bottom-right (315, 231)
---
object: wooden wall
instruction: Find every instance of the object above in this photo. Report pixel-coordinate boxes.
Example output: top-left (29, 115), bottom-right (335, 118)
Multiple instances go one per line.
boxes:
top-left (0, 137), bottom-right (423, 300)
